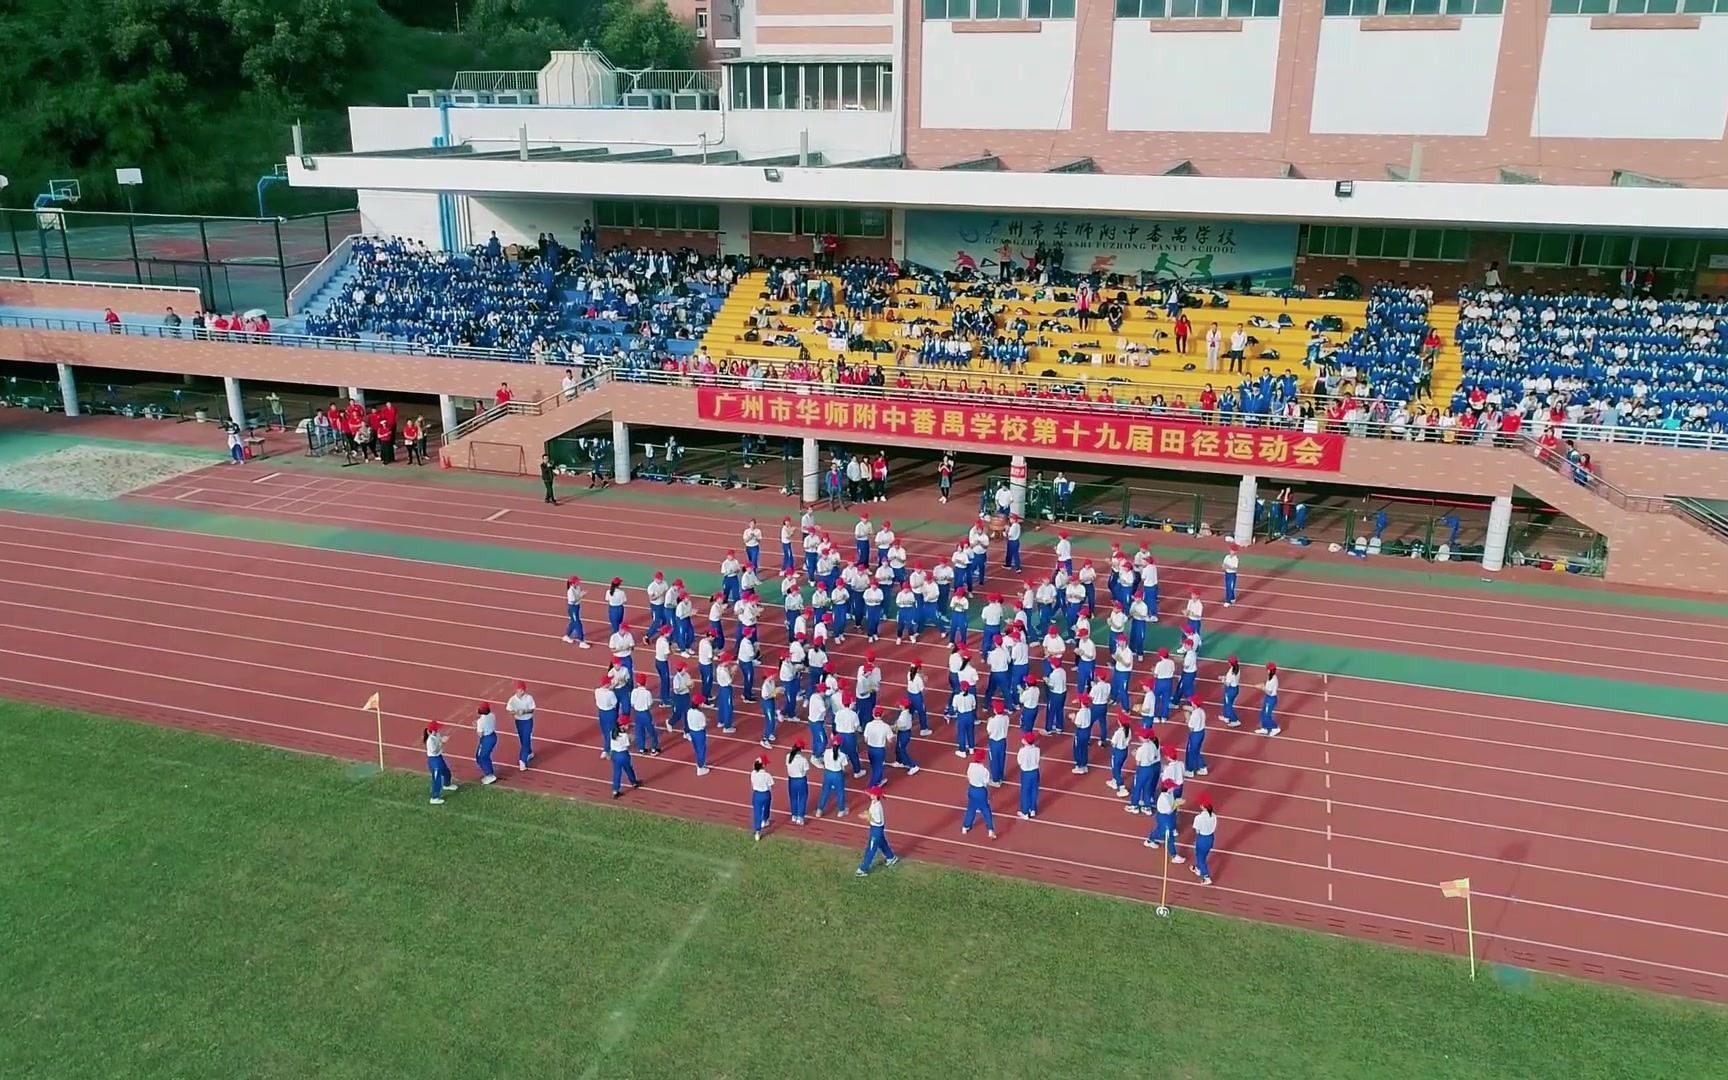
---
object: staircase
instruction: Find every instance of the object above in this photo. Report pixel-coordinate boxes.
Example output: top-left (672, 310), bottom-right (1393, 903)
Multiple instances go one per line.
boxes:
top-left (698, 269), bottom-right (771, 360)
top-left (441, 380), bottom-right (628, 473)
top-left (1425, 301), bottom-right (1463, 406)
top-left (1502, 445), bottom-right (1728, 592)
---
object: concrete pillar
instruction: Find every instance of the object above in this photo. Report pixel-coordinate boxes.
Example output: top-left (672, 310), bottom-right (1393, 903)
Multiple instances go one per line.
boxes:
top-left (347, 386), bottom-right (365, 406)
top-left (1233, 474), bottom-right (1258, 546)
top-left (56, 363), bottom-right (80, 417)
top-left (612, 419), bottom-right (632, 484)
top-left (801, 436), bottom-right (820, 505)
top-left (439, 393), bottom-right (459, 436)
top-left (223, 376), bottom-right (245, 428)
top-left (1482, 494), bottom-right (1514, 572)
top-left (1009, 454), bottom-right (1028, 517)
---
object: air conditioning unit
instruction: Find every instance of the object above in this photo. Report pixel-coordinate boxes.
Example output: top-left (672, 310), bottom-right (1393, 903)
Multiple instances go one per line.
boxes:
top-left (622, 90), bottom-right (674, 110)
top-left (671, 91), bottom-right (719, 111)
top-left (697, 25), bottom-right (708, 38)
top-left (493, 92), bottom-right (524, 105)
top-left (449, 92), bottom-right (480, 105)
top-left (430, 90), bottom-right (459, 106)
top-left (407, 92), bottom-right (436, 108)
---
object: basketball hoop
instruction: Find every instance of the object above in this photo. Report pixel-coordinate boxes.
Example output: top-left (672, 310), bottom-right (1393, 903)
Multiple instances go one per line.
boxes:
top-left (35, 208), bottom-right (64, 232)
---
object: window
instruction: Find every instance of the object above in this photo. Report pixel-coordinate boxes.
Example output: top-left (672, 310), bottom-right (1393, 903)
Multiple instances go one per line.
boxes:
top-left (751, 206), bottom-right (888, 238)
top-left (1303, 224), bottom-right (1470, 261)
top-left (1329, 0), bottom-right (1500, 12)
top-left (1508, 233), bottom-right (1574, 267)
top-left (730, 62), bottom-right (895, 111)
top-left (1120, 0), bottom-right (1278, 14)
top-left (594, 201), bottom-right (718, 232)
top-left (1551, 0), bottom-right (1712, 10)
top-left (931, 0), bottom-right (1074, 16)
top-left (1574, 234), bottom-right (1635, 269)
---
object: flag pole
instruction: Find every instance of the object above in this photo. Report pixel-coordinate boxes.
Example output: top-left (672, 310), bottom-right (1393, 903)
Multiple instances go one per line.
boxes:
top-left (373, 694), bottom-right (385, 770)
top-left (1155, 840), bottom-right (1171, 919)
top-left (1464, 890), bottom-right (1477, 981)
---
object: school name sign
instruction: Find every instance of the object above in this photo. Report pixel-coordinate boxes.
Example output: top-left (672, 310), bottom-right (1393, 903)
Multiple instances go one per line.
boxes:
top-left (696, 389), bottom-right (1345, 472)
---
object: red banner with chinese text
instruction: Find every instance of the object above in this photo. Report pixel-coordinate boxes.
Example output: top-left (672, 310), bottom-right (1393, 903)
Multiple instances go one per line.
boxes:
top-left (696, 389), bottom-right (1346, 472)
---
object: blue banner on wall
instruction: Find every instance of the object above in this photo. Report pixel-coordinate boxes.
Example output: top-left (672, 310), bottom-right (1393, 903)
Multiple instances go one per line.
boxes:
top-left (906, 211), bottom-right (1298, 288)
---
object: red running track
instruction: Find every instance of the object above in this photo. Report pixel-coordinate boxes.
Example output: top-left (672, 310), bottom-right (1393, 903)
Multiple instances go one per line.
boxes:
top-left (2, 473), bottom-right (1727, 1001)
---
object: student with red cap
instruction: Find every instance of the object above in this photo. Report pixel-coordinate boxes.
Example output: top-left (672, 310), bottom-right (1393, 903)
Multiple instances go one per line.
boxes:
top-left (1160, 740), bottom-right (1186, 802)
top-left (1004, 513), bottom-right (1022, 571)
top-left (785, 739), bottom-right (812, 824)
top-left (629, 674), bottom-right (661, 756)
top-left (474, 702), bottom-right (498, 785)
top-left (721, 550), bottom-right (743, 604)
top-left (1219, 656), bottom-right (1243, 727)
top-left (609, 619), bottom-right (637, 679)
top-left (863, 707), bottom-right (894, 788)
top-left (670, 662), bottom-right (694, 733)
top-left (749, 757), bottom-right (776, 840)
top-left (1183, 588), bottom-right (1205, 637)
top-left (609, 719), bottom-right (640, 797)
top-left (594, 675), bottom-right (620, 758)
top-left (654, 626), bottom-right (675, 706)
top-left (506, 681), bottom-right (536, 772)
top-left (1151, 648), bottom-right (1176, 719)
top-left (605, 577), bottom-right (628, 634)
top-left (1127, 726), bottom-right (1160, 813)
top-left (815, 736), bottom-right (850, 818)
top-left (1258, 662), bottom-right (1281, 736)
top-left (686, 694), bottom-right (712, 776)
top-left (1176, 632), bottom-right (1200, 705)
top-left (1146, 780), bottom-right (1183, 860)
top-left (856, 786), bottom-right (898, 875)
top-left (1016, 731), bottom-right (1042, 819)
top-left (1106, 714), bottom-right (1134, 793)
top-left (1055, 529), bottom-right (1073, 576)
top-left (562, 575), bottom-right (590, 647)
top-left (424, 720), bottom-right (456, 804)
top-left (1191, 792), bottom-right (1217, 884)
top-left (962, 747), bottom-right (997, 839)
top-left (1182, 699), bottom-right (1210, 776)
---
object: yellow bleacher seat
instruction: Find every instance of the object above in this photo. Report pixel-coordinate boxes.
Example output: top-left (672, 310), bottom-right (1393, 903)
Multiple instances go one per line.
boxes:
top-left (700, 271), bottom-right (1382, 398)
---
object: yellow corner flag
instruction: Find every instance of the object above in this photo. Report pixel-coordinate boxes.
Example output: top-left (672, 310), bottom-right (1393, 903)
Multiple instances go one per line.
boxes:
top-left (361, 692), bottom-right (384, 769)
top-left (1439, 878), bottom-right (1476, 980)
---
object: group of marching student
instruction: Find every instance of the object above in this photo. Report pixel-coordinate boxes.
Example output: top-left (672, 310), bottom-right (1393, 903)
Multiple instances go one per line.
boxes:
top-left (542, 506), bottom-right (1272, 884)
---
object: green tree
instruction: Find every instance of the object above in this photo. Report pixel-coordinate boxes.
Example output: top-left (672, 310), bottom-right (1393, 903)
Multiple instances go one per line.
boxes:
top-left (596, 0), bottom-right (696, 70)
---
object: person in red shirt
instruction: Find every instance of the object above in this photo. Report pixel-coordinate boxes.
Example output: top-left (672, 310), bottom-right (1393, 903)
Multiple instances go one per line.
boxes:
top-left (495, 383), bottom-right (513, 409)
top-left (103, 308), bottom-right (121, 334)
top-left (1535, 429), bottom-right (1561, 463)
top-left (372, 408), bottom-right (395, 465)
top-left (1496, 408), bottom-right (1523, 448)
top-left (402, 417), bottom-right (422, 465)
top-left (1174, 313), bottom-right (1192, 355)
top-left (1199, 385), bottom-right (1217, 417)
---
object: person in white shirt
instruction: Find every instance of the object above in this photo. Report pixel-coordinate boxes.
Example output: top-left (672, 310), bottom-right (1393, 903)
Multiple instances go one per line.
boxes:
top-left (1183, 589), bottom-right (1205, 636)
top-left (1183, 699), bottom-right (1211, 776)
top-left (1258, 661), bottom-right (1281, 736)
top-left (644, 571), bottom-right (670, 636)
top-left (962, 747), bottom-right (998, 839)
top-left (863, 711), bottom-right (894, 788)
top-left (629, 674), bottom-right (661, 756)
top-left (686, 694), bottom-right (712, 775)
top-left (1145, 780), bottom-right (1183, 861)
top-left (594, 675), bottom-right (621, 760)
top-left (563, 575), bottom-right (591, 647)
top-left (1151, 648), bottom-right (1176, 719)
top-left (816, 738), bottom-right (850, 818)
top-left (506, 681), bottom-right (536, 771)
top-left (743, 518), bottom-right (763, 573)
top-left (605, 578), bottom-right (628, 634)
top-left (424, 720), bottom-right (456, 804)
top-left (474, 701), bottom-right (499, 785)
top-left (856, 785), bottom-right (898, 875)
top-left (1177, 633), bottom-right (1200, 706)
top-left (1160, 741), bottom-right (1187, 803)
top-left (784, 740), bottom-right (812, 825)
top-left (609, 623), bottom-right (637, 679)
top-left (1222, 542), bottom-right (1240, 606)
top-left (601, 716), bottom-right (639, 799)
top-left (1127, 726), bottom-right (1159, 813)
top-left (1015, 732), bottom-right (1043, 819)
top-left (1190, 792), bottom-right (1217, 884)
top-left (1070, 701), bottom-right (1093, 774)
top-left (985, 708), bottom-right (1011, 787)
top-left (749, 757), bottom-right (776, 840)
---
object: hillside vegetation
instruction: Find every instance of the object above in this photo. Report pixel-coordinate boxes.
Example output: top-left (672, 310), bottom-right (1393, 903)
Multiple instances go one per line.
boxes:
top-left (0, 0), bottom-right (693, 216)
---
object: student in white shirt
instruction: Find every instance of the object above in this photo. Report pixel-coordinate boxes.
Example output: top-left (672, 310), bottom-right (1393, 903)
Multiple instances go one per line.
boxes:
top-left (816, 738), bottom-right (850, 818)
top-left (687, 694), bottom-right (712, 775)
top-left (1190, 792), bottom-right (1217, 884)
top-left (1070, 702), bottom-right (1093, 775)
top-left (563, 576), bottom-right (590, 647)
top-left (962, 747), bottom-right (998, 839)
top-left (1183, 700), bottom-right (1210, 776)
top-left (607, 721), bottom-right (641, 797)
top-left (1258, 662), bottom-right (1281, 736)
top-left (749, 758), bottom-right (777, 840)
top-left (784, 740), bottom-right (812, 825)
top-left (863, 711), bottom-right (894, 788)
top-left (1015, 732), bottom-right (1043, 819)
top-left (856, 785), bottom-right (898, 875)
top-left (507, 681), bottom-right (536, 771)
top-left (985, 708), bottom-right (1011, 786)
top-left (474, 702), bottom-right (499, 785)
top-left (1222, 542), bottom-right (1240, 606)
top-left (424, 720), bottom-right (456, 804)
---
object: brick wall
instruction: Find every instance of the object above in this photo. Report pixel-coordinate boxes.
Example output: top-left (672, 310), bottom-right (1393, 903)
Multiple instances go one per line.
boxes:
top-left (0, 280), bottom-right (199, 317)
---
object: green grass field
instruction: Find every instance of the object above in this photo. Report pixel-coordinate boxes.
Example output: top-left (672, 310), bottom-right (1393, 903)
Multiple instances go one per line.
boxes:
top-left (4, 703), bottom-right (1724, 1079)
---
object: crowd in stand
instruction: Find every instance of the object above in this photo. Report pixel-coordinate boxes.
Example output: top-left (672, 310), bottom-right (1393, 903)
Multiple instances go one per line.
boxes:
top-left (304, 232), bottom-right (739, 368)
top-left (1453, 281), bottom-right (1728, 437)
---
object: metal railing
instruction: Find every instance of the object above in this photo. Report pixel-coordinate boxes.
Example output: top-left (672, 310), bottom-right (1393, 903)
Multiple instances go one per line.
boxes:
top-left (0, 312), bottom-right (534, 363)
top-left (1521, 432), bottom-right (1672, 514)
top-left (1672, 498), bottom-right (1728, 541)
top-left (285, 234), bottom-right (359, 315)
top-left (0, 274), bottom-right (201, 301)
top-left (440, 371), bottom-right (608, 447)
top-left (453, 71), bottom-right (541, 93)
